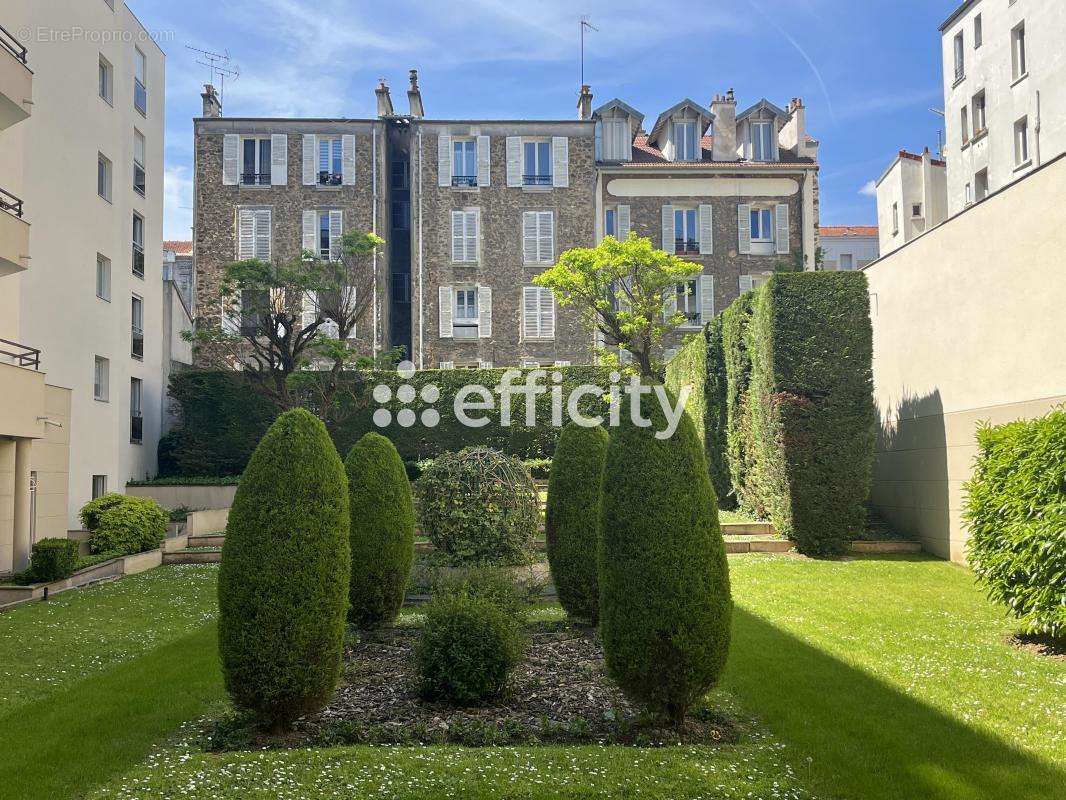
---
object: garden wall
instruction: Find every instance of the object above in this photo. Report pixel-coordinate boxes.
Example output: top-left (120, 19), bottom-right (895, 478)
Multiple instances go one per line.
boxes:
top-left (866, 153), bottom-right (1066, 562)
top-left (126, 484), bottom-right (237, 510)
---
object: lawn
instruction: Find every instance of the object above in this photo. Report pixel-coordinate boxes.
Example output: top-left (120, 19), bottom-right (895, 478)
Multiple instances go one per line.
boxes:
top-left (1, 557), bottom-right (1062, 800)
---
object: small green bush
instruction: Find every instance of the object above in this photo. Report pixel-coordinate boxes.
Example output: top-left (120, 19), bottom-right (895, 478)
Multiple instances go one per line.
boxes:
top-left (416, 592), bottom-right (527, 705)
top-left (545, 423), bottom-right (609, 623)
top-left (964, 409), bottom-right (1066, 639)
top-left (79, 494), bottom-right (167, 555)
top-left (433, 565), bottom-right (531, 620)
top-left (599, 384), bottom-right (732, 725)
top-left (218, 408), bottom-right (351, 731)
top-left (415, 447), bottom-right (538, 565)
top-left (345, 432), bottom-right (416, 628)
top-left (29, 538), bottom-right (80, 582)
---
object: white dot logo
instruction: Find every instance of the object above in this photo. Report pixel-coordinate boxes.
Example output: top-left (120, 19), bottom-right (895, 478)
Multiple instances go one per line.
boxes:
top-left (372, 361), bottom-right (440, 428)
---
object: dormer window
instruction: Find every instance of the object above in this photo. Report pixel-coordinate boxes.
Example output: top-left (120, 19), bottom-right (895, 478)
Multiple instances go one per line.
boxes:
top-left (599, 119), bottom-right (630, 161)
top-left (751, 122), bottom-right (774, 161)
top-left (673, 120), bottom-right (698, 161)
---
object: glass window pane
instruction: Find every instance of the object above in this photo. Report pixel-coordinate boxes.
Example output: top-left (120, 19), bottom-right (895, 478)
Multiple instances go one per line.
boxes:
top-left (524, 142), bottom-right (535, 174)
top-left (537, 142), bottom-right (551, 175)
top-left (605, 209), bottom-right (616, 237)
top-left (259, 139), bottom-right (271, 174)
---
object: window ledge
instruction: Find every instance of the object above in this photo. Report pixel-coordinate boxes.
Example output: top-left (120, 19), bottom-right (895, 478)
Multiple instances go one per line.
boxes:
top-left (1011, 72), bottom-right (1029, 88)
top-left (521, 185), bottom-right (554, 193)
top-left (971, 129), bottom-right (989, 145)
top-left (952, 74), bottom-right (966, 89)
top-left (1014, 159), bottom-right (1033, 173)
top-left (100, 96), bottom-right (113, 107)
top-left (522, 337), bottom-right (556, 343)
top-left (238, 184), bottom-right (272, 190)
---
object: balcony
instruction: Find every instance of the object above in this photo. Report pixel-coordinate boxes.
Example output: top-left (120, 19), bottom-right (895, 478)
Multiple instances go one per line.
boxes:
top-left (130, 412), bottom-right (143, 444)
top-left (0, 337), bottom-right (39, 370)
top-left (522, 174), bottom-right (552, 186)
top-left (451, 175), bottom-right (477, 188)
top-left (0, 353), bottom-right (45, 440)
top-left (674, 238), bottom-right (701, 256)
top-left (241, 172), bottom-right (270, 187)
top-left (0, 24), bottom-right (31, 130)
top-left (132, 242), bottom-right (144, 278)
top-left (0, 186), bottom-right (29, 276)
top-left (318, 171), bottom-right (342, 187)
top-left (131, 325), bottom-right (144, 360)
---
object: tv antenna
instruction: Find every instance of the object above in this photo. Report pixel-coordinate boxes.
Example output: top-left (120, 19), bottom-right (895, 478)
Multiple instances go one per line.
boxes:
top-left (185, 45), bottom-right (240, 105)
top-left (580, 16), bottom-right (598, 86)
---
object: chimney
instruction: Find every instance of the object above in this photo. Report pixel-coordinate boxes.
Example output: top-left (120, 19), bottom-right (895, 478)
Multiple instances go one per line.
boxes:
top-left (577, 84), bottom-right (593, 121)
top-left (785, 97), bottom-right (808, 156)
top-left (710, 88), bottom-right (737, 161)
top-left (375, 79), bottom-right (394, 118)
top-left (407, 69), bottom-right (424, 118)
top-left (201, 84), bottom-right (221, 118)
top-left (920, 147), bottom-right (934, 220)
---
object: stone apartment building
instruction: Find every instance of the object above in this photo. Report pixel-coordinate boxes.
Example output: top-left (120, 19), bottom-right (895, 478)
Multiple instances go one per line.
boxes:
top-left (193, 74), bottom-right (820, 369)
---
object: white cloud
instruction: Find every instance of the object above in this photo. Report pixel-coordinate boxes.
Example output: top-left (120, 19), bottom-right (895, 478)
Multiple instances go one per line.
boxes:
top-left (859, 180), bottom-right (877, 197)
top-left (163, 164), bottom-right (194, 241)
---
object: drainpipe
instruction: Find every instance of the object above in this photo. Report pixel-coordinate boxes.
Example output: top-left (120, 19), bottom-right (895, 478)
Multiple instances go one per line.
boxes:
top-left (417, 126), bottom-right (424, 370)
top-left (372, 121), bottom-right (379, 359)
top-left (1035, 90), bottom-right (1042, 167)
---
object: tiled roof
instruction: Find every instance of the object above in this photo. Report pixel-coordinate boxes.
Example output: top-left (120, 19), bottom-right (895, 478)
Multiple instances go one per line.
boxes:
top-left (164, 240), bottom-right (193, 255)
top-left (609, 134), bottom-right (815, 168)
top-left (820, 226), bottom-right (879, 238)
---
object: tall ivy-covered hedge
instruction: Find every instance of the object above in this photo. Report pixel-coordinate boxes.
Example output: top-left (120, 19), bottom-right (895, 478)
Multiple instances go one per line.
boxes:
top-left (747, 272), bottom-right (875, 555)
top-left (599, 385), bottom-right (732, 724)
top-left (218, 408), bottom-right (351, 731)
top-left (721, 292), bottom-right (761, 517)
top-left (964, 409), bottom-right (1066, 638)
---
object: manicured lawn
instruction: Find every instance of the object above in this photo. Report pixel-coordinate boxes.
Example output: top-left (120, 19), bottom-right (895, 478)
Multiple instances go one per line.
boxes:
top-left (718, 509), bottom-right (759, 524)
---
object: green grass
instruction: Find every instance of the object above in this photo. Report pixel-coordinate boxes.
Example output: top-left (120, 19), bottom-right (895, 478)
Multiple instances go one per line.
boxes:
top-left (718, 509), bottom-right (760, 524)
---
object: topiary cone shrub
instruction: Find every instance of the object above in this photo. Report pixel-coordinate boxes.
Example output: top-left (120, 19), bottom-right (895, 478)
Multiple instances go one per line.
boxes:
top-left (599, 384), bottom-right (732, 726)
top-left (218, 408), bottom-right (351, 732)
top-left (545, 423), bottom-right (609, 624)
top-left (344, 432), bottom-right (416, 628)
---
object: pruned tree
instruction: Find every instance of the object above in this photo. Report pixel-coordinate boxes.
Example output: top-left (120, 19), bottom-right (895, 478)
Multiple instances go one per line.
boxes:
top-left (533, 234), bottom-right (703, 378)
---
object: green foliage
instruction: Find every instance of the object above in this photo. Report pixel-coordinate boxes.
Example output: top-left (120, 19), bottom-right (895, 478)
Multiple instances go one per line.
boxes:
top-left (155, 431), bottom-right (183, 478)
top-left (29, 538), bottom-right (80, 583)
top-left (416, 592), bottom-right (527, 705)
top-left (545, 423), bottom-right (609, 623)
top-left (79, 494), bottom-right (167, 556)
top-left (344, 432), bottom-right (416, 628)
top-left (721, 292), bottom-right (761, 516)
top-left (415, 447), bottom-right (539, 565)
top-left (127, 475), bottom-right (242, 487)
top-left (431, 565), bottom-right (531, 620)
top-left (218, 408), bottom-right (351, 731)
top-left (599, 384), bottom-right (732, 724)
top-left (964, 409), bottom-right (1066, 638)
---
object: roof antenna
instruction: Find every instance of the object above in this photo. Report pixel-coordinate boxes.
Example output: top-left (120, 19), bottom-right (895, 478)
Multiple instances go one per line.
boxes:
top-left (185, 45), bottom-right (240, 106)
top-left (580, 16), bottom-right (598, 87)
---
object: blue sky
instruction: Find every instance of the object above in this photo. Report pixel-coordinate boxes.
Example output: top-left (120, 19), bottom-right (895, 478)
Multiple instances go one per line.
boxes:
top-left (136, 0), bottom-right (959, 240)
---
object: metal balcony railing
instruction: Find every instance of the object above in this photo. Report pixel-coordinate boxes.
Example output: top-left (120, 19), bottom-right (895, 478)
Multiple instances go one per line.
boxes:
top-left (0, 24), bottom-right (27, 65)
top-left (0, 186), bottom-right (24, 218)
top-left (0, 338), bottom-right (40, 369)
top-left (130, 412), bottom-right (143, 444)
top-left (318, 170), bottom-right (342, 186)
top-left (674, 238), bottom-right (700, 254)
top-left (522, 174), bottom-right (552, 186)
top-left (241, 172), bottom-right (270, 186)
top-left (131, 325), bottom-right (144, 359)
top-left (132, 242), bottom-right (144, 277)
top-left (451, 175), bottom-right (477, 187)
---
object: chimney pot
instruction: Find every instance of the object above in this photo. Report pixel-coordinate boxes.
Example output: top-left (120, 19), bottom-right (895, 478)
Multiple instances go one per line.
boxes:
top-left (407, 69), bottom-right (424, 118)
top-left (201, 84), bottom-right (221, 118)
top-left (376, 79), bottom-right (394, 117)
top-left (577, 84), bottom-right (593, 121)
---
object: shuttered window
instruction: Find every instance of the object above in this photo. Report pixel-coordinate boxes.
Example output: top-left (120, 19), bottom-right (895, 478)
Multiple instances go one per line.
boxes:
top-left (237, 208), bottom-right (271, 261)
top-left (451, 209), bottom-right (479, 262)
top-left (522, 211), bottom-right (554, 263)
top-left (522, 286), bottom-right (555, 339)
top-left (601, 120), bottom-right (630, 160)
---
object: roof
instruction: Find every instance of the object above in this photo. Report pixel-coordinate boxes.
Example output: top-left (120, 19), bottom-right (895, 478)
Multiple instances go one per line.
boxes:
top-left (820, 226), bottom-right (878, 238)
top-left (898, 149), bottom-right (946, 168)
top-left (609, 133), bottom-right (816, 168)
top-left (648, 99), bottom-right (714, 144)
top-left (164, 240), bottom-right (192, 256)
top-left (592, 98), bottom-right (645, 126)
top-left (939, 0), bottom-right (979, 32)
top-left (736, 98), bottom-right (790, 123)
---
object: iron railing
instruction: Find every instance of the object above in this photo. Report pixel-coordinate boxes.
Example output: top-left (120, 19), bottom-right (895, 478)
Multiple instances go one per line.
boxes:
top-left (318, 170), bottom-right (342, 186)
top-left (522, 174), bottom-right (552, 186)
top-left (451, 175), bottom-right (477, 187)
top-left (0, 24), bottom-right (27, 65)
top-left (674, 238), bottom-right (700, 254)
top-left (132, 242), bottom-right (144, 277)
top-left (130, 412), bottom-right (143, 444)
top-left (0, 338), bottom-right (40, 370)
top-left (0, 186), bottom-right (24, 218)
top-left (241, 172), bottom-right (270, 186)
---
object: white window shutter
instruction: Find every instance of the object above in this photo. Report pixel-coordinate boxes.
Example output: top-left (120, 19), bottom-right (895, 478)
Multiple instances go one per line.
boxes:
top-left (329, 210), bottom-right (343, 260)
top-left (302, 134), bottom-right (316, 185)
top-left (479, 360), bottom-right (494, 369)
top-left (451, 211), bottom-right (464, 262)
top-left (540, 288), bottom-right (555, 339)
top-left (539, 211), bottom-right (554, 263)
top-left (740, 275), bottom-right (754, 293)
top-left (699, 204), bottom-right (713, 255)
top-left (466, 209), bottom-right (479, 262)
top-left (506, 136), bottom-right (521, 187)
top-left (302, 210), bottom-right (317, 255)
top-left (437, 134), bottom-right (452, 187)
top-left (554, 360), bottom-right (570, 367)
top-left (617, 204), bottom-right (631, 239)
top-left (438, 286), bottom-right (453, 338)
top-left (222, 299), bottom-right (240, 334)
top-left (522, 286), bottom-right (539, 339)
top-left (662, 205), bottom-right (675, 253)
top-left (223, 135), bottom-right (239, 185)
top-left (738, 204), bottom-right (752, 254)
top-left (522, 212), bottom-right (538, 263)
top-left (254, 210), bottom-right (271, 261)
top-left (775, 203), bottom-right (790, 255)
top-left (699, 275), bottom-right (715, 322)
top-left (477, 285), bottom-right (492, 338)
top-left (438, 361), bottom-right (454, 370)
top-left (552, 137), bottom-right (569, 187)
top-left (341, 135), bottom-right (356, 185)
top-left (270, 134), bottom-right (287, 185)
top-left (237, 209), bottom-right (255, 259)
top-left (477, 136), bottom-right (490, 187)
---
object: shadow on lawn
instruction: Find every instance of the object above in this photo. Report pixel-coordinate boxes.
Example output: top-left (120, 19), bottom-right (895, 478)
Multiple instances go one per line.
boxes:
top-left (724, 607), bottom-right (1065, 800)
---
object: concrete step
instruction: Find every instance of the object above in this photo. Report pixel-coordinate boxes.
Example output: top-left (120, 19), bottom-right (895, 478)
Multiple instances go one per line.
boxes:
top-left (187, 533), bottom-right (225, 548)
top-left (721, 521), bottom-right (774, 536)
top-left (163, 548), bottom-right (221, 565)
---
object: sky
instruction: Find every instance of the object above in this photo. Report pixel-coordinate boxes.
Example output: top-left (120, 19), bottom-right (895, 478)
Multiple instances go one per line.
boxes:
top-left (132, 0), bottom-right (961, 241)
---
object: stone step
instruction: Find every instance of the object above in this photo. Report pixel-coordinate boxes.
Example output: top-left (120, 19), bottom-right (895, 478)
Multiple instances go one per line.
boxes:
top-left (162, 548), bottom-right (221, 565)
top-left (187, 533), bottom-right (225, 548)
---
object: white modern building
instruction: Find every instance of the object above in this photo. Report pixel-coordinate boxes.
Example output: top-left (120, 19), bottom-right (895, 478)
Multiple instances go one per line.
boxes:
top-left (0, 0), bottom-right (166, 538)
top-left (940, 0), bottom-right (1066, 215)
top-left (818, 226), bottom-right (880, 270)
top-left (874, 149), bottom-right (948, 257)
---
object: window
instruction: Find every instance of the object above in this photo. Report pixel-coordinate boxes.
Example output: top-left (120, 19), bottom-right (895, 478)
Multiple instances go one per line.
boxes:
top-left (675, 280), bottom-right (700, 325)
top-left (97, 153), bottom-right (112, 202)
top-left (522, 286), bottom-right (555, 340)
top-left (238, 208), bottom-right (271, 261)
top-left (912, 203), bottom-right (923, 218)
top-left (93, 356), bottom-right (109, 402)
top-left (452, 139), bottom-right (477, 187)
top-left (975, 168), bottom-right (989, 202)
top-left (604, 207), bottom-right (617, 238)
top-left (454, 287), bottom-right (478, 338)
top-left (891, 203), bottom-right (899, 235)
top-left (522, 140), bottom-right (552, 186)
top-left (134, 48), bottom-right (147, 115)
top-left (96, 254), bottom-right (111, 301)
top-left (750, 208), bottom-right (774, 242)
top-left (673, 120), bottom-right (698, 161)
top-left (600, 119), bottom-right (629, 161)
top-left (99, 55), bottom-right (113, 104)
top-left (839, 254), bottom-right (854, 271)
top-left (965, 182), bottom-right (973, 206)
top-left (522, 211), bottom-right (554, 263)
top-left (974, 14), bottom-right (982, 48)
top-left (241, 137), bottom-right (271, 186)
top-left (132, 213), bottom-right (145, 277)
top-left (1014, 117), bottom-right (1030, 167)
top-left (391, 161), bottom-right (409, 190)
top-left (130, 378), bottom-right (143, 444)
top-left (131, 295), bottom-right (144, 359)
top-left (953, 32), bottom-right (965, 81)
top-left (674, 208), bottom-right (699, 253)
top-left (133, 130), bottom-right (146, 196)
top-left (972, 91), bottom-right (986, 136)
top-left (391, 200), bottom-right (410, 230)
top-left (751, 121), bottom-right (774, 161)
top-left (91, 475), bottom-right (108, 499)
top-left (451, 209), bottom-right (478, 263)
top-left (318, 136), bottom-right (343, 185)
top-left (1012, 23), bottom-right (1027, 81)
top-left (961, 106), bottom-right (970, 145)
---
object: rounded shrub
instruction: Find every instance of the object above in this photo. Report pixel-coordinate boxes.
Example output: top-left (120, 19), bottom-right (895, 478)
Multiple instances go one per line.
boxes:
top-left (415, 447), bottom-right (538, 565)
top-left (545, 423), bottom-right (609, 624)
top-left (218, 408), bottom-right (351, 731)
top-left (416, 592), bottom-right (526, 705)
top-left (344, 432), bottom-right (416, 628)
top-left (79, 494), bottom-right (167, 555)
top-left (599, 384), bottom-right (732, 725)
top-left (29, 538), bottom-right (80, 582)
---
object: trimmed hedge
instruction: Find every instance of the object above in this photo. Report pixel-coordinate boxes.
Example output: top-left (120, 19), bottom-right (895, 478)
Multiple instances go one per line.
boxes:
top-left (964, 409), bottom-right (1066, 639)
top-left (127, 475), bottom-right (242, 487)
top-left (599, 384), bottom-right (732, 724)
top-left (78, 494), bottom-right (167, 556)
top-left (721, 292), bottom-right (761, 517)
top-left (545, 423), bottom-right (609, 624)
top-left (29, 538), bottom-right (80, 582)
top-left (344, 432), bottom-right (416, 628)
top-left (218, 408), bottom-right (351, 731)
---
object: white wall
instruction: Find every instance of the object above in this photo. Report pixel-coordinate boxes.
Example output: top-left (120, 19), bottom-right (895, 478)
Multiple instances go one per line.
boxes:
top-left (876, 155), bottom-right (947, 256)
top-left (821, 236), bottom-right (879, 270)
top-left (941, 0), bottom-right (1066, 215)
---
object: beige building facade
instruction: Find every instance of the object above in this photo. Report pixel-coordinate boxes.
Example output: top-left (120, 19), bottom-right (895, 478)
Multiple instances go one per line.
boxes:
top-left (875, 150), bottom-right (948, 257)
